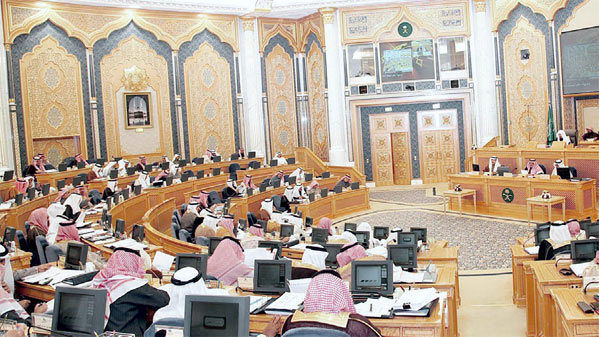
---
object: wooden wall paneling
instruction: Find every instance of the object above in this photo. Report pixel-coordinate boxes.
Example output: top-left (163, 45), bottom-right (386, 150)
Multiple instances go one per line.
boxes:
top-left (305, 40), bottom-right (329, 161)
top-left (369, 115), bottom-right (394, 186)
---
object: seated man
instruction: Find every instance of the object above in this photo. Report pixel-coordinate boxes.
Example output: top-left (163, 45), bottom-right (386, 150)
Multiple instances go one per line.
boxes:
top-left (91, 247), bottom-right (169, 336)
top-left (582, 127), bottom-right (599, 141)
top-left (485, 156), bottom-right (501, 174)
top-left (237, 148), bottom-right (246, 159)
top-left (206, 237), bottom-right (252, 285)
top-left (87, 163), bottom-right (104, 181)
top-left (525, 158), bottom-right (544, 175)
top-left (338, 174), bottom-right (352, 188)
top-left (38, 153), bottom-right (55, 170)
top-left (74, 153), bottom-right (88, 167)
top-left (274, 152), bottom-right (288, 165)
top-left (556, 130), bottom-right (571, 145)
top-left (551, 159), bottom-right (572, 178)
top-left (135, 156), bottom-right (147, 172)
top-left (23, 156), bottom-right (45, 177)
top-left (281, 270), bottom-right (381, 337)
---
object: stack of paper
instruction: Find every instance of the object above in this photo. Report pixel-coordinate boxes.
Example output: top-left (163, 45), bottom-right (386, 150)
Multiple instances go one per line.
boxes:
top-left (354, 296), bottom-right (395, 318)
top-left (105, 238), bottom-right (147, 250)
top-left (525, 246), bottom-right (540, 255)
top-left (393, 269), bottom-right (425, 283)
top-left (265, 292), bottom-right (305, 315)
top-left (249, 296), bottom-right (271, 313)
top-left (22, 267), bottom-right (86, 287)
top-left (288, 278), bottom-right (311, 294)
top-left (394, 288), bottom-right (439, 311)
top-left (152, 251), bottom-right (175, 272)
top-left (570, 262), bottom-right (591, 277)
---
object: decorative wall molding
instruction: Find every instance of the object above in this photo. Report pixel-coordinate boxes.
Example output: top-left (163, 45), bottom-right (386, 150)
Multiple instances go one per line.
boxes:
top-left (490, 0), bottom-right (569, 31)
top-left (298, 13), bottom-right (324, 50)
top-left (258, 18), bottom-right (298, 52)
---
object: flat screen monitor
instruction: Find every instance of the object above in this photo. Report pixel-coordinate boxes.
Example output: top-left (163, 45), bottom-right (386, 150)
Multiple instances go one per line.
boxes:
top-left (112, 194), bottom-right (119, 206)
top-left (114, 219), bottom-right (125, 236)
top-left (126, 167), bottom-right (136, 176)
top-left (179, 159), bottom-right (188, 167)
top-left (247, 188), bottom-right (253, 196)
top-left (195, 158), bottom-right (205, 165)
top-left (287, 158), bottom-right (296, 164)
top-left (132, 224), bottom-right (145, 242)
top-left (230, 154), bottom-right (239, 161)
top-left (557, 167), bottom-right (571, 180)
top-left (288, 176), bottom-right (296, 186)
top-left (65, 242), bottom-right (89, 270)
top-left (350, 182), bottom-right (359, 190)
top-left (311, 227), bottom-right (329, 245)
top-left (258, 241), bottom-right (283, 259)
top-left (42, 183), bottom-right (50, 196)
top-left (213, 168), bottom-right (221, 176)
top-left (181, 173), bottom-right (189, 183)
top-left (2, 170), bottom-right (13, 181)
top-left (238, 218), bottom-right (247, 231)
top-left (77, 161), bottom-right (85, 169)
top-left (2, 226), bottom-right (16, 245)
top-left (269, 160), bottom-right (278, 167)
top-left (587, 222), bottom-right (599, 238)
top-left (320, 188), bottom-right (328, 198)
top-left (109, 169), bottom-right (118, 179)
top-left (197, 170), bottom-right (205, 179)
top-left (52, 286), bottom-right (107, 337)
top-left (534, 226), bottom-right (551, 245)
top-left (497, 166), bottom-right (511, 176)
top-left (14, 193), bottom-right (23, 206)
top-left (134, 184), bottom-right (141, 196)
top-left (398, 232), bottom-right (417, 245)
top-left (472, 164), bottom-right (480, 172)
top-left (213, 156), bottom-right (221, 163)
top-left (323, 243), bottom-right (343, 268)
top-left (208, 237), bottom-right (223, 255)
top-left (387, 244), bottom-right (418, 269)
top-left (121, 188), bottom-right (130, 201)
top-left (373, 226), bottom-right (389, 240)
top-left (280, 224), bottom-right (294, 238)
top-left (257, 219), bottom-right (268, 234)
top-left (354, 231), bottom-right (370, 249)
top-left (351, 260), bottom-right (393, 296)
top-left (253, 259), bottom-right (291, 294)
top-left (571, 239), bottom-right (599, 264)
top-left (145, 164), bottom-right (153, 172)
top-left (410, 227), bottom-right (428, 243)
top-left (248, 151), bottom-right (256, 158)
top-left (184, 295), bottom-right (250, 337)
top-left (57, 179), bottom-right (66, 190)
top-left (322, 172), bottom-right (331, 179)
top-left (334, 183), bottom-right (343, 194)
top-left (165, 176), bottom-right (173, 186)
top-left (161, 162), bottom-right (169, 170)
top-left (560, 26), bottom-right (599, 95)
top-left (58, 163), bottom-right (67, 172)
top-left (308, 192), bottom-right (315, 202)
top-left (27, 187), bottom-right (35, 201)
top-left (305, 173), bottom-right (313, 182)
top-left (259, 183), bottom-right (267, 192)
top-left (344, 223), bottom-right (357, 232)
top-left (305, 217), bottom-right (313, 228)
top-left (175, 253), bottom-right (208, 276)
top-left (104, 214), bottom-right (112, 232)
top-left (72, 176), bottom-right (83, 187)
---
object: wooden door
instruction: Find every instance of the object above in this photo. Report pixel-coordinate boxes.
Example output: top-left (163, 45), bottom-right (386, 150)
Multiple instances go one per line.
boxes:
top-left (370, 113), bottom-right (411, 186)
top-left (370, 115), bottom-right (394, 186)
top-left (420, 131), bottom-right (440, 183)
top-left (418, 110), bottom-right (459, 184)
top-left (391, 132), bottom-right (412, 185)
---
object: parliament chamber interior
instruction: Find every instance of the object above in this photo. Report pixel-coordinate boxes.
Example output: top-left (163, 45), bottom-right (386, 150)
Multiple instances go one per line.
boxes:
top-left (0, 0), bottom-right (597, 336)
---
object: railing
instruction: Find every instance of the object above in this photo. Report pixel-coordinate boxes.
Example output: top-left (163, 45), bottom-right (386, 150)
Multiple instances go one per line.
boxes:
top-left (295, 147), bottom-right (366, 184)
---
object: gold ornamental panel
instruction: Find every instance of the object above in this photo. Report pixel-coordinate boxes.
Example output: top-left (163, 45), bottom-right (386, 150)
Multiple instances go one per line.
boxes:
top-left (298, 14), bottom-right (324, 50)
top-left (33, 138), bottom-right (78, 166)
top-left (184, 42), bottom-right (235, 159)
top-left (490, 0), bottom-right (569, 31)
top-left (19, 35), bottom-right (87, 160)
top-left (265, 44), bottom-right (298, 155)
top-left (258, 19), bottom-right (298, 52)
top-left (391, 132), bottom-right (411, 185)
top-left (306, 41), bottom-right (329, 161)
top-left (99, 35), bottom-right (173, 158)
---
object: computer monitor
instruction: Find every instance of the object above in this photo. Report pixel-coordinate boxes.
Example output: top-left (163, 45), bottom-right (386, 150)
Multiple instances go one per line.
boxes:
top-left (64, 242), bottom-right (89, 270)
top-left (320, 188), bottom-right (328, 198)
top-left (373, 226), bottom-right (389, 240)
top-left (208, 237), bottom-right (223, 255)
top-left (571, 239), bottom-right (599, 264)
top-left (397, 232), bottom-right (417, 245)
top-left (305, 173), bottom-right (313, 182)
top-left (52, 286), bottom-right (107, 337)
top-left (248, 151), bottom-right (256, 159)
top-left (587, 222), bottom-right (599, 238)
top-left (350, 182), bottom-right (359, 190)
top-left (344, 223), bottom-right (357, 232)
top-left (269, 159), bottom-right (277, 167)
top-left (175, 253), bottom-right (208, 276)
top-left (256, 219), bottom-right (267, 234)
top-left (351, 260), bottom-right (393, 296)
top-left (104, 214), bottom-right (112, 232)
top-left (57, 179), bottom-right (66, 190)
top-left (323, 243), bottom-right (343, 268)
top-left (557, 167), bottom-right (571, 180)
top-left (258, 241), bottom-right (283, 259)
top-left (58, 163), bottom-right (67, 172)
top-left (213, 168), bottom-right (221, 176)
top-left (179, 159), bottom-right (188, 167)
top-left (134, 184), bottom-right (142, 196)
top-left (114, 219), bottom-right (125, 236)
top-left (497, 166), bottom-right (511, 176)
top-left (14, 193), bottom-right (23, 206)
top-left (27, 187), bottom-right (35, 201)
top-left (387, 244), bottom-right (418, 269)
top-left (2, 226), bottom-right (16, 245)
top-left (247, 188), bottom-right (253, 196)
top-left (308, 192), bottom-right (315, 202)
top-left (145, 164), bottom-right (153, 173)
top-left (126, 167), bottom-right (136, 176)
top-left (77, 161), bottom-right (85, 169)
top-left (213, 156), bottom-right (221, 163)
top-left (280, 224), bottom-right (294, 238)
top-left (132, 224), bottom-right (145, 242)
top-left (196, 157), bottom-right (205, 165)
top-left (109, 169), bottom-right (118, 179)
top-left (161, 162), bottom-right (169, 170)
top-left (410, 227), bottom-right (428, 243)
top-left (197, 170), bottom-right (205, 179)
top-left (184, 295), bottom-right (250, 337)
top-left (42, 183), bottom-right (50, 196)
top-left (259, 183), bottom-right (267, 192)
top-left (253, 259), bottom-right (291, 294)
top-left (230, 153), bottom-right (239, 161)
top-left (165, 176), bottom-right (173, 186)
top-left (311, 227), bottom-right (329, 245)
top-left (101, 209), bottom-right (107, 226)
top-left (122, 188), bottom-right (130, 200)
top-left (322, 172), bottom-right (331, 179)
top-left (333, 183), bottom-right (343, 194)
top-left (2, 170), bottom-right (13, 181)
top-left (472, 164), bottom-right (480, 172)
top-left (287, 158), bottom-right (296, 165)
top-left (288, 176), bottom-right (296, 186)
top-left (96, 159), bottom-right (106, 166)
top-left (534, 226), bottom-right (550, 245)
top-left (72, 176), bottom-right (83, 187)
top-left (305, 217), bottom-right (313, 228)
top-left (354, 231), bottom-right (370, 249)
top-left (238, 219), bottom-right (247, 231)
top-left (113, 157), bottom-right (123, 162)
top-left (181, 173), bottom-right (189, 183)
top-left (112, 194), bottom-right (119, 206)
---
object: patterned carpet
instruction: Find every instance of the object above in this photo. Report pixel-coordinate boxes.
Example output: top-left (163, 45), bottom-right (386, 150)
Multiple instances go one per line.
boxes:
top-left (346, 210), bottom-right (531, 271)
top-left (370, 189), bottom-right (444, 205)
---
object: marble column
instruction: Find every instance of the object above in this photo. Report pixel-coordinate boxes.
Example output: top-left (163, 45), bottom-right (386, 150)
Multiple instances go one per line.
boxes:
top-left (0, 8), bottom-right (14, 170)
top-left (470, 0), bottom-right (499, 146)
top-left (239, 17), bottom-right (267, 158)
top-left (320, 8), bottom-right (349, 165)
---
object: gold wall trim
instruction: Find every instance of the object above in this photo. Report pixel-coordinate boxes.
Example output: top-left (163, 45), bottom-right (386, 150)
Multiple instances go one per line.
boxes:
top-left (490, 0), bottom-right (569, 31)
top-left (3, 0), bottom-right (239, 50)
top-left (258, 18), bottom-right (298, 52)
top-left (298, 13), bottom-right (325, 51)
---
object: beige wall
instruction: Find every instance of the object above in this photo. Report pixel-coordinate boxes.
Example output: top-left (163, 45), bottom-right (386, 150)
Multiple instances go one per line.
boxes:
top-left (563, 0), bottom-right (599, 32)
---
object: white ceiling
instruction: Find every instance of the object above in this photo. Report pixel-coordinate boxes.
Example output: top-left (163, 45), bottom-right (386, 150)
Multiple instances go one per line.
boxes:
top-left (44, 0), bottom-right (430, 19)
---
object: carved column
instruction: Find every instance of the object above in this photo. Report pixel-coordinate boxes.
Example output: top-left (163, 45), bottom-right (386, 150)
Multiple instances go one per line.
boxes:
top-left (470, 0), bottom-right (499, 146)
top-left (320, 8), bottom-right (349, 165)
top-left (0, 8), bottom-right (15, 170)
top-left (239, 17), bottom-right (267, 158)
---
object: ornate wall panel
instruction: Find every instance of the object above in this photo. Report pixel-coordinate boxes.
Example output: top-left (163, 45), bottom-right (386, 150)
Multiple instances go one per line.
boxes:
top-left (491, 0), bottom-right (569, 31)
top-left (503, 17), bottom-right (549, 147)
top-left (183, 42), bottom-right (235, 159)
top-left (19, 35), bottom-right (87, 160)
top-left (417, 109), bottom-right (459, 183)
top-left (391, 132), bottom-right (411, 185)
top-left (98, 35), bottom-right (173, 158)
top-left (258, 19), bottom-right (298, 52)
top-left (32, 138), bottom-right (79, 166)
top-left (368, 113), bottom-right (411, 186)
top-left (298, 14), bottom-right (324, 50)
top-left (369, 116), bottom-right (394, 186)
top-left (265, 44), bottom-right (298, 155)
top-left (306, 39), bottom-right (329, 161)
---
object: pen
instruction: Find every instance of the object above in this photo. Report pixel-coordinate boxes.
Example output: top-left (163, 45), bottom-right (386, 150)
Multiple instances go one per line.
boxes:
top-left (370, 303), bottom-right (373, 312)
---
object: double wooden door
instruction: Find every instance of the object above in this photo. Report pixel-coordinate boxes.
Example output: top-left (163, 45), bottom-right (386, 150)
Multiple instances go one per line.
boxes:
top-left (418, 110), bottom-right (460, 183)
top-left (370, 113), bottom-right (412, 186)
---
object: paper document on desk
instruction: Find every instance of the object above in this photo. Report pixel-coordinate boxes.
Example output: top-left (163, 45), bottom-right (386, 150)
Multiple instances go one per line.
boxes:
top-left (249, 296), bottom-right (271, 313)
top-left (393, 268), bottom-right (425, 283)
top-left (394, 288), bottom-right (439, 311)
top-left (265, 292), bottom-right (305, 314)
top-left (105, 238), bottom-right (147, 250)
top-left (570, 262), bottom-right (591, 277)
top-left (354, 297), bottom-right (395, 318)
top-left (243, 248), bottom-right (274, 267)
top-left (288, 278), bottom-right (311, 294)
top-left (22, 267), bottom-right (86, 286)
top-left (366, 246), bottom-right (387, 257)
top-left (0, 202), bottom-right (12, 210)
top-left (152, 251), bottom-right (175, 272)
top-left (525, 246), bottom-right (539, 255)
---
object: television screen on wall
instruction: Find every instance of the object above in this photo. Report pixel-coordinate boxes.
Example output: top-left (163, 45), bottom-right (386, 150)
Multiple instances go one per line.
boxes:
top-left (379, 40), bottom-right (435, 82)
top-left (560, 26), bottom-right (599, 95)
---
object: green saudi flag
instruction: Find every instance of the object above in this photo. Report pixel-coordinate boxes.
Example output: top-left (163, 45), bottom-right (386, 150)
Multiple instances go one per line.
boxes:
top-left (547, 104), bottom-right (556, 145)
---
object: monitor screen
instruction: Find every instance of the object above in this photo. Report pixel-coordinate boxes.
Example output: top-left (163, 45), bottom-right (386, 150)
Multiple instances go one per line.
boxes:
top-left (280, 224), bottom-right (294, 238)
top-left (398, 232), bottom-right (417, 245)
top-left (354, 231), bottom-right (370, 248)
top-left (3, 227), bottom-right (16, 244)
top-left (52, 287), bottom-right (107, 337)
top-left (351, 261), bottom-right (392, 295)
top-left (344, 223), bottom-right (357, 232)
top-left (571, 239), bottom-right (599, 263)
top-left (410, 227), bottom-right (427, 243)
top-left (65, 242), bottom-right (88, 270)
top-left (560, 26), bottom-right (599, 95)
top-left (305, 217), bottom-right (313, 228)
top-left (176, 254), bottom-right (208, 276)
top-left (320, 188), bottom-right (328, 198)
top-left (209, 237), bottom-right (223, 255)
top-left (115, 219), bottom-right (125, 235)
top-left (535, 226), bottom-right (551, 245)
top-left (388, 244), bottom-right (418, 269)
top-left (557, 167), bottom-right (571, 180)
top-left (373, 227), bottom-right (389, 240)
top-left (311, 227), bottom-right (328, 244)
top-left (254, 260), bottom-right (291, 293)
top-left (184, 296), bottom-right (249, 337)
top-left (213, 168), bottom-right (221, 176)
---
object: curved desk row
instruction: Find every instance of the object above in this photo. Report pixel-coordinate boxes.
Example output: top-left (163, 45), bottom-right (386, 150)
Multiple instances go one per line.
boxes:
top-left (0, 192), bottom-right (58, 234)
top-left (0, 179), bottom-right (15, 202)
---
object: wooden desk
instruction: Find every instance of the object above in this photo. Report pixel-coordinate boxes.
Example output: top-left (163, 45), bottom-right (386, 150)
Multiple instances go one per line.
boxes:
top-left (35, 167), bottom-right (89, 187)
top-left (0, 179), bottom-right (14, 202)
top-left (296, 188), bottom-right (370, 225)
top-left (15, 282), bottom-right (55, 302)
top-left (531, 261), bottom-right (582, 337)
top-left (527, 196), bottom-right (566, 225)
top-left (443, 189), bottom-right (476, 215)
top-left (0, 193), bottom-right (58, 233)
top-left (447, 174), bottom-right (596, 221)
top-left (10, 249), bottom-right (32, 270)
top-left (81, 237), bottom-right (162, 260)
top-left (551, 288), bottom-right (599, 337)
top-left (511, 244), bottom-right (537, 307)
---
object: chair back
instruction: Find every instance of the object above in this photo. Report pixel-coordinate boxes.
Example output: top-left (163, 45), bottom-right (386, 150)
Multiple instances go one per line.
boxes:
top-left (569, 166), bottom-right (578, 178)
top-left (282, 328), bottom-right (350, 337)
top-left (24, 221), bottom-right (30, 235)
top-left (178, 229), bottom-right (192, 243)
top-left (15, 230), bottom-right (28, 252)
top-left (180, 203), bottom-right (188, 215)
top-left (208, 191), bottom-right (222, 206)
top-left (45, 245), bottom-right (64, 263)
top-left (247, 212), bottom-right (258, 226)
top-left (36, 236), bottom-right (49, 264)
top-left (170, 222), bottom-right (180, 239)
top-left (172, 210), bottom-right (182, 226)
